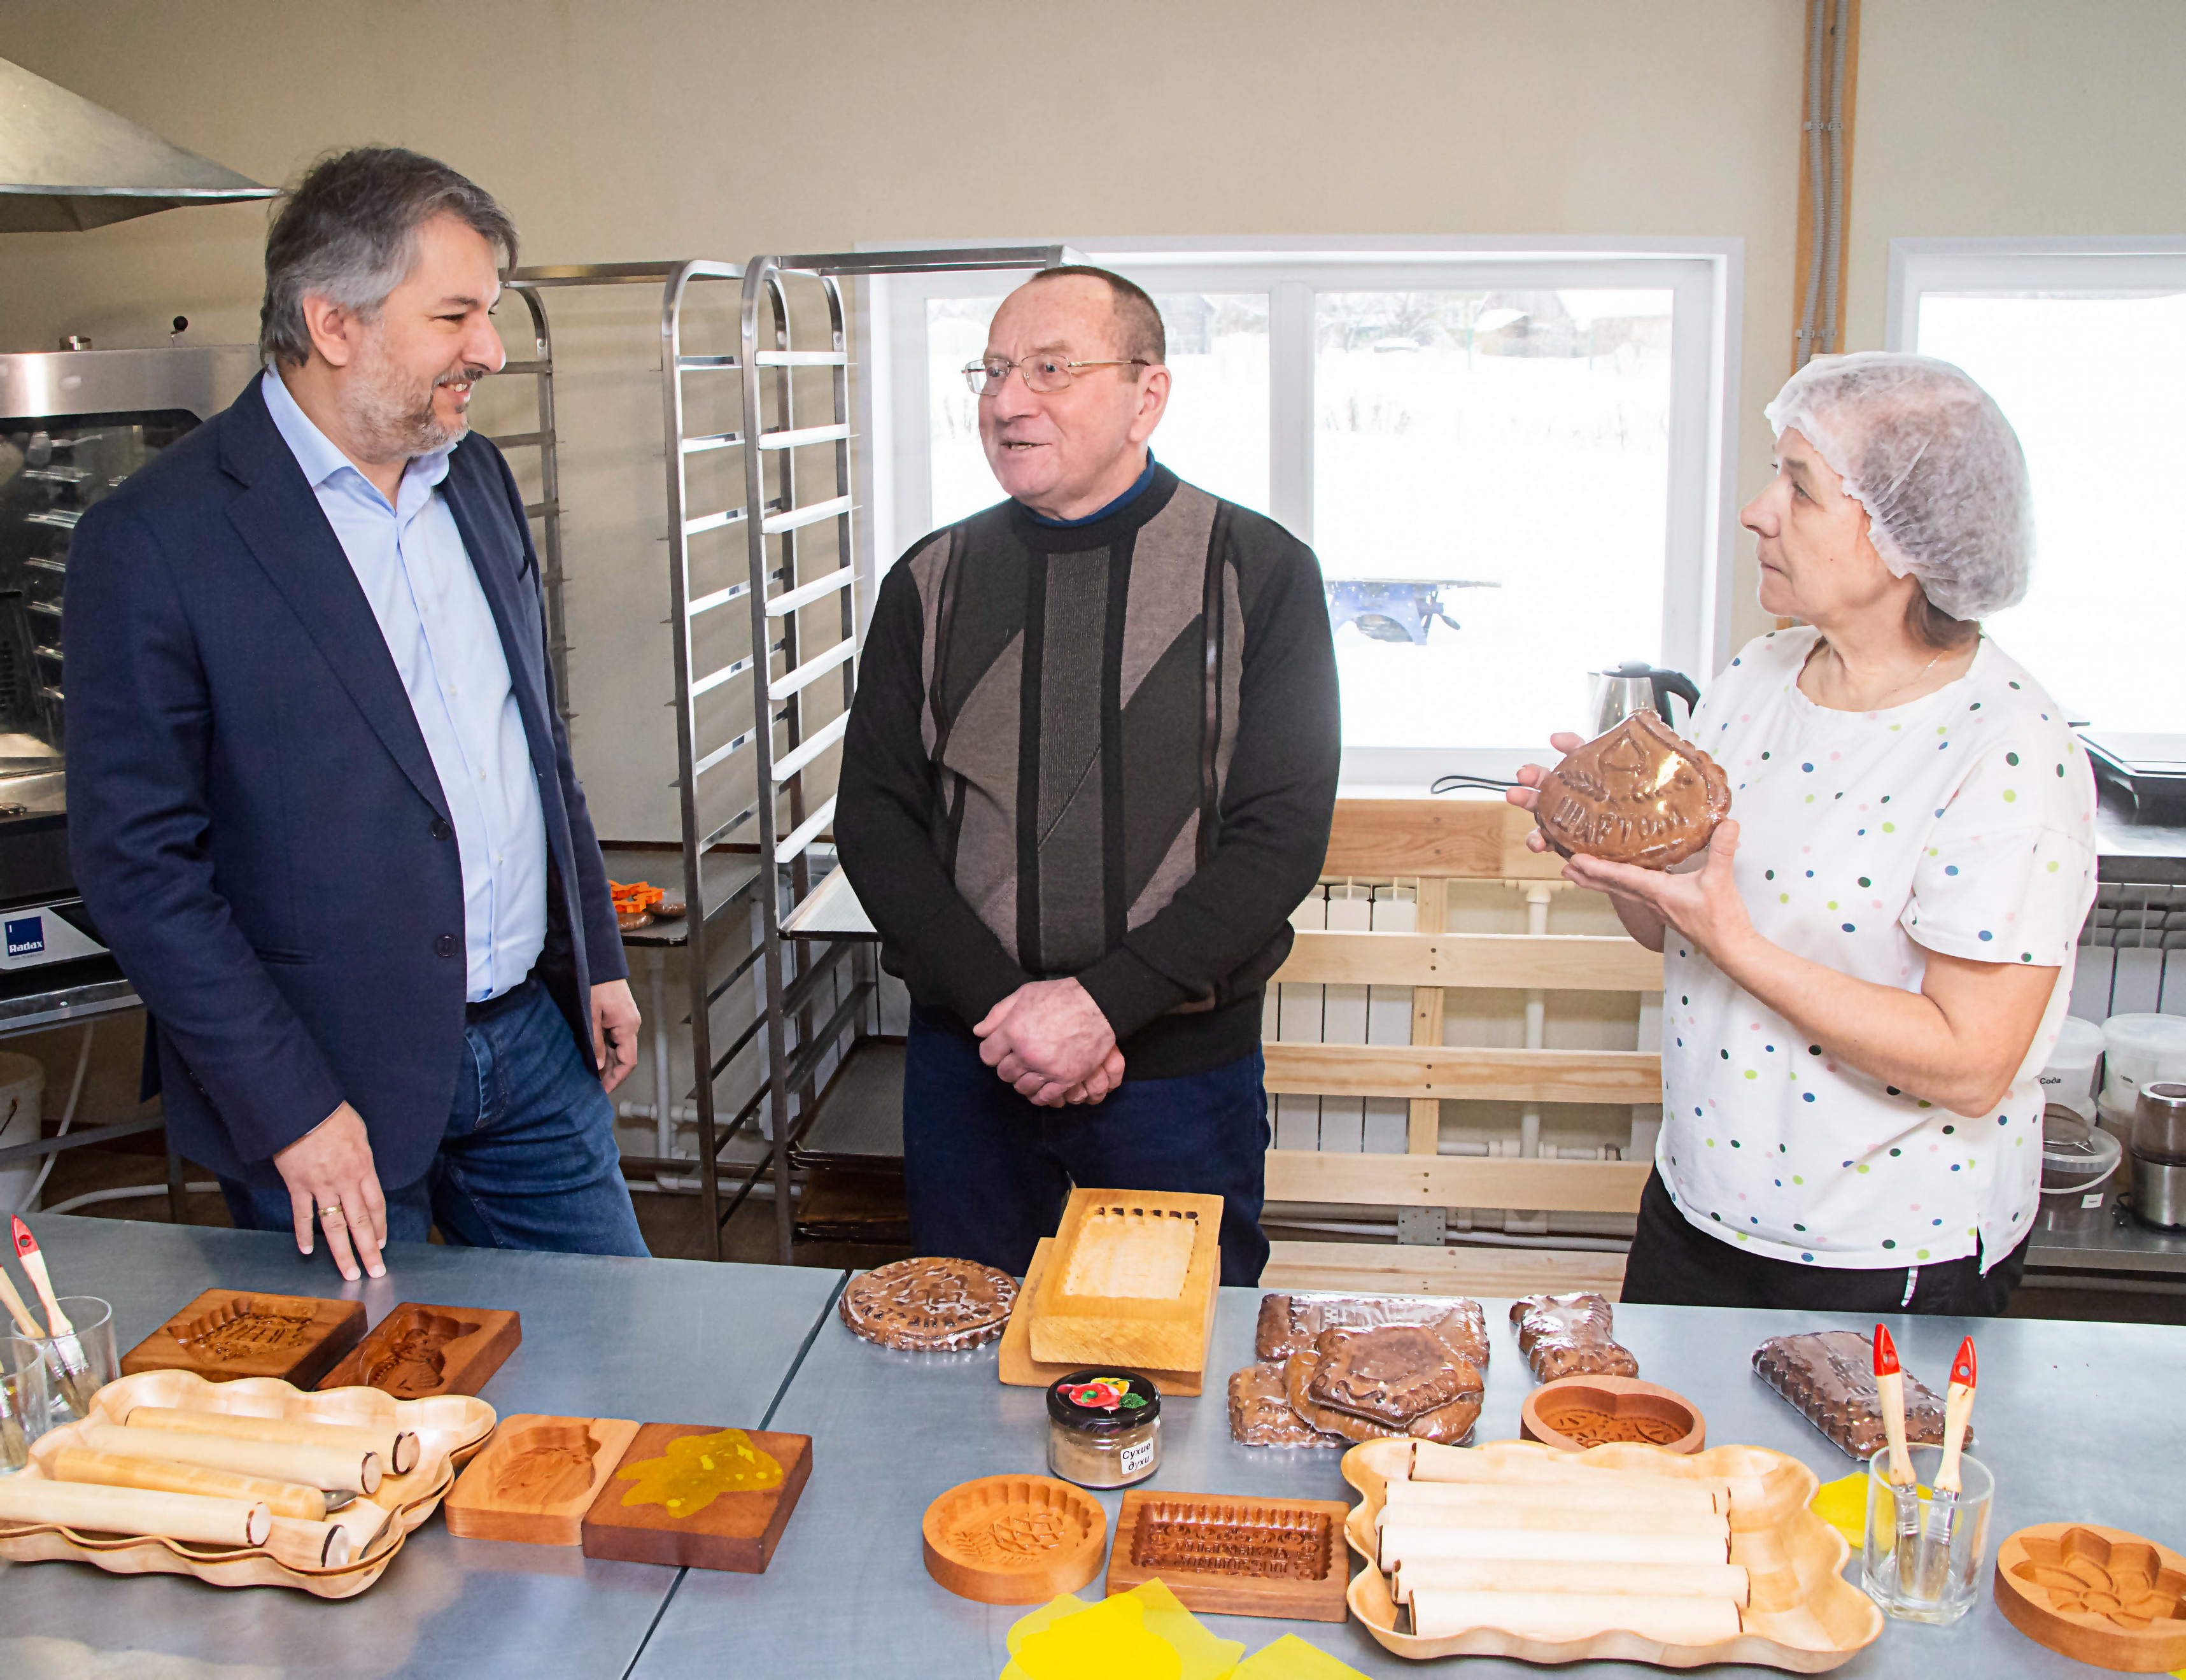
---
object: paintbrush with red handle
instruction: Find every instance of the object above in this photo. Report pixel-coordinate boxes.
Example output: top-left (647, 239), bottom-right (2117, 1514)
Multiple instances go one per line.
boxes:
top-left (1918, 1337), bottom-right (1979, 1595)
top-left (1873, 1324), bottom-right (1922, 1590)
top-left (12, 1217), bottom-right (100, 1415)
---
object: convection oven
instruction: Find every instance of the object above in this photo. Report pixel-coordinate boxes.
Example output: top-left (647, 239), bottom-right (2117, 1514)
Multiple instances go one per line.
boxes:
top-left (0, 344), bottom-right (257, 970)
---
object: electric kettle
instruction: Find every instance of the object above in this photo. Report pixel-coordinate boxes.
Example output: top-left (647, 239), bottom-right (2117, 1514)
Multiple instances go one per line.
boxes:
top-left (1590, 662), bottom-right (1702, 737)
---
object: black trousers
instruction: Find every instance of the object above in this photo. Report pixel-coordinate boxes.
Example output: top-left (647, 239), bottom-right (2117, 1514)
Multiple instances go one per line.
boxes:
top-left (1620, 1169), bottom-right (2027, 1315)
top-left (900, 1010), bottom-right (1271, 1285)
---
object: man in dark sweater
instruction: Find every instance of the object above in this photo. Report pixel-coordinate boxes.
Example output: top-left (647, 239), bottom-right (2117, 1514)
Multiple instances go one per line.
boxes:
top-left (836, 267), bottom-right (1339, 1283)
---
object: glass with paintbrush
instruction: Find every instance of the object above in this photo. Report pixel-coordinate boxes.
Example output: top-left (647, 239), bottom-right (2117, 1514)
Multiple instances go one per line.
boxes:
top-left (0, 1335), bottom-right (47, 1469)
top-left (3, 1218), bottom-right (116, 1424)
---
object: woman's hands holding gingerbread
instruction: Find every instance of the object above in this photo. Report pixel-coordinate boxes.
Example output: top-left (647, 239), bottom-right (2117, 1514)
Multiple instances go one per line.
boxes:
top-left (1560, 820), bottom-right (1757, 969)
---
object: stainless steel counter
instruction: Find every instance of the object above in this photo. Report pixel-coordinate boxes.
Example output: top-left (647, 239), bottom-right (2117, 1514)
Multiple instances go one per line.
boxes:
top-left (2027, 1199), bottom-right (2186, 1274)
top-left (5, 1218), bottom-right (2184, 1678)
top-left (631, 1287), bottom-right (2186, 1680)
top-left (0, 1216), bottom-right (845, 1680)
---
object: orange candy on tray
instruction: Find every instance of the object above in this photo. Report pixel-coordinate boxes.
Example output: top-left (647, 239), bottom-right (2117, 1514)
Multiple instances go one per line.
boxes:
top-left (609, 880), bottom-right (665, 914)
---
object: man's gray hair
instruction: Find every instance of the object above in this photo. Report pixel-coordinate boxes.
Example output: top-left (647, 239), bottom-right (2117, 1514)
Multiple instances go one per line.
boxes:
top-left (259, 147), bottom-right (519, 367)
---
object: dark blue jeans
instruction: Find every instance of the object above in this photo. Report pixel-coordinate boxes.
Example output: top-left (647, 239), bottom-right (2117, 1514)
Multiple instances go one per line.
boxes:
top-left (903, 1009), bottom-right (1271, 1285)
top-left (220, 977), bottom-right (648, 1256)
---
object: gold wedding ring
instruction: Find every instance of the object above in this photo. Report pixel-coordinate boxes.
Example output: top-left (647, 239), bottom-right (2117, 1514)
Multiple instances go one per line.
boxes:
top-left (318, 1201), bottom-right (347, 1222)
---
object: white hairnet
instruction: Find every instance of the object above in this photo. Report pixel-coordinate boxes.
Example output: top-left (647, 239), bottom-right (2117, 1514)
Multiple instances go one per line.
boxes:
top-left (1763, 351), bottom-right (2033, 621)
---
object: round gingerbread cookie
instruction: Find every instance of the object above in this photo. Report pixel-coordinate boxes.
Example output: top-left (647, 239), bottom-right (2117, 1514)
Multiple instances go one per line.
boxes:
top-left (839, 1256), bottom-right (1019, 1352)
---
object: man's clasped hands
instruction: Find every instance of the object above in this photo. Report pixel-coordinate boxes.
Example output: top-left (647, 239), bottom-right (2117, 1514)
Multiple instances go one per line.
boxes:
top-left (974, 978), bottom-right (1127, 1108)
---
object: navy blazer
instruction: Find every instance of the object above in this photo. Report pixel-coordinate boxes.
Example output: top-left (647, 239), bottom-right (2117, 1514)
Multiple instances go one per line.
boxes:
top-left (63, 375), bottom-right (626, 1190)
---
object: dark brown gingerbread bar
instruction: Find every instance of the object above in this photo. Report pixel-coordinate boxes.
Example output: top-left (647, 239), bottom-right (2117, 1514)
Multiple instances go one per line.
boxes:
top-left (1509, 1292), bottom-right (1640, 1383)
top-left (1752, 1329), bottom-right (1964, 1460)
top-left (1255, 1294), bottom-right (1490, 1367)
top-left (838, 1257), bottom-right (1017, 1352)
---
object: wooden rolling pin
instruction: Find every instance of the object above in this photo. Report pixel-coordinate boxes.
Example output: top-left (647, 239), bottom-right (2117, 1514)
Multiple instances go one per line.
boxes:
top-left (1377, 1497), bottom-right (1729, 1539)
top-left (1409, 1588), bottom-right (1742, 1644)
top-left (49, 1448), bottom-right (327, 1521)
top-left (327, 1495), bottom-right (391, 1559)
top-left (1380, 1524), bottom-right (1729, 1570)
top-left (1394, 1558), bottom-right (1750, 1606)
top-left (126, 1406), bottom-right (420, 1477)
top-left (76, 1422), bottom-right (378, 1495)
top-left (1385, 1474), bottom-right (1721, 1517)
top-left (266, 1513), bottom-right (356, 1569)
top-left (1411, 1441), bottom-right (1731, 1500)
top-left (0, 1477), bottom-right (269, 1548)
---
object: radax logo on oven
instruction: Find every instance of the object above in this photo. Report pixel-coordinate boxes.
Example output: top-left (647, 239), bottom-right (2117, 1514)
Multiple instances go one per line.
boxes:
top-left (4, 916), bottom-right (44, 959)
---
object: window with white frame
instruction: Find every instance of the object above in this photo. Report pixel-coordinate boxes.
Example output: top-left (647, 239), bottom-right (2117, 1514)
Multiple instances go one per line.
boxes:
top-left (1889, 238), bottom-right (2186, 735)
top-left (866, 241), bottom-right (1740, 782)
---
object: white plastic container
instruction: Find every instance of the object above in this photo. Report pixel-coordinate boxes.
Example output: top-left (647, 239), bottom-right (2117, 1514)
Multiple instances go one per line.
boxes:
top-left (0, 1053), bottom-right (43, 1215)
top-left (2038, 1016), bottom-right (2105, 1122)
top-left (2099, 1013), bottom-right (2186, 1110)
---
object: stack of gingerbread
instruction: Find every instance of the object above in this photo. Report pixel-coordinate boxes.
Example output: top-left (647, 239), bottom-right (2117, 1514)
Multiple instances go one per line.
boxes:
top-left (1229, 1294), bottom-right (1488, 1448)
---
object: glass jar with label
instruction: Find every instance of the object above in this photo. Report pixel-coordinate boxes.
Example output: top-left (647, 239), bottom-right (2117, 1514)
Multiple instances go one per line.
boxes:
top-left (1045, 1369), bottom-right (1161, 1488)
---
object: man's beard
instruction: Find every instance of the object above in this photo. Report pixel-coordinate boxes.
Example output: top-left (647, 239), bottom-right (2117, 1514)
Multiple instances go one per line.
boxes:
top-left (348, 337), bottom-right (486, 459)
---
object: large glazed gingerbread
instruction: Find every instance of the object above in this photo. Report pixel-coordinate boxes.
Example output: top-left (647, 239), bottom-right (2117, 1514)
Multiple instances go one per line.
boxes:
top-left (1283, 1334), bottom-right (1483, 1445)
top-left (840, 1257), bottom-right (1018, 1352)
top-left (1535, 710), bottom-right (1731, 869)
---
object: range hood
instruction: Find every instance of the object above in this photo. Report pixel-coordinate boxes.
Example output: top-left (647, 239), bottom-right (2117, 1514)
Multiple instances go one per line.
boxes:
top-left (0, 55), bottom-right (276, 232)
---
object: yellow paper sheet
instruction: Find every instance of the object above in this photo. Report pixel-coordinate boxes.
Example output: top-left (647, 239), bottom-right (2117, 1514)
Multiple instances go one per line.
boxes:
top-left (999, 1579), bottom-right (1245, 1680)
top-left (1809, 1471), bottom-right (1868, 1548)
top-left (1229, 1632), bottom-right (1374, 1679)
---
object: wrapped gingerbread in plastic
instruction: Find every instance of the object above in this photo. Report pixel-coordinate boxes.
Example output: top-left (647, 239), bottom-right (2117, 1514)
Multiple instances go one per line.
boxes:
top-left (1254, 1293), bottom-right (1490, 1369)
top-left (1280, 1319), bottom-right (1484, 1445)
top-left (1752, 1329), bottom-right (1959, 1460)
top-left (1508, 1292), bottom-right (1640, 1383)
top-left (1226, 1360), bottom-right (1346, 1448)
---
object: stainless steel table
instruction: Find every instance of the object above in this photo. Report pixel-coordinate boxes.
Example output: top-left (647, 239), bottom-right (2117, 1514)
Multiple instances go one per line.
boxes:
top-left (2027, 1199), bottom-right (2186, 1274)
top-left (0, 1216), bottom-right (844, 1680)
top-left (630, 1288), bottom-right (2186, 1679)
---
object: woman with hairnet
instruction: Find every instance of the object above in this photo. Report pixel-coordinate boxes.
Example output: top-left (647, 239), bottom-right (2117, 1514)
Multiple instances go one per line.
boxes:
top-left (1511, 352), bottom-right (2096, 1313)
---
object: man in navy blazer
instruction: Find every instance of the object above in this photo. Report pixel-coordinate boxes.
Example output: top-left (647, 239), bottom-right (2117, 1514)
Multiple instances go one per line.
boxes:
top-left (65, 149), bottom-right (647, 1279)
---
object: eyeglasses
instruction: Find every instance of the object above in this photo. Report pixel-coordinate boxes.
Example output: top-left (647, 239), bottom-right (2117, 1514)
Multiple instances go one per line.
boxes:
top-left (961, 354), bottom-right (1151, 396)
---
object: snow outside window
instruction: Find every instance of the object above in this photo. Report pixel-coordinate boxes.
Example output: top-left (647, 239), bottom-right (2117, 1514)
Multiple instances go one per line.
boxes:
top-left (1889, 239), bottom-right (2186, 735)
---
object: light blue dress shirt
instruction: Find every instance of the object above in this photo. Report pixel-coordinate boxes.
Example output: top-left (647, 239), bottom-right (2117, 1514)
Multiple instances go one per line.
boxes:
top-left (262, 369), bottom-right (547, 1002)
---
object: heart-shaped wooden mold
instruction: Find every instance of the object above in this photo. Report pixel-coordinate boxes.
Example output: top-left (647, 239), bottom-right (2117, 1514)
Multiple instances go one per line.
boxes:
top-left (1995, 1522), bottom-right (2186, 1672)
top-left (1535, 710), bottom-right (1731, 869)
top-left (1520, 1374), bottom-right (1707, 1454)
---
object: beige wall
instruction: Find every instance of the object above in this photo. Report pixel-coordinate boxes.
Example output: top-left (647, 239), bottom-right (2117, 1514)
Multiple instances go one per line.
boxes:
top-left (1847, 0), bottom-right (2186, 351)
top-left (1, 0), bottom-right (2180, 839)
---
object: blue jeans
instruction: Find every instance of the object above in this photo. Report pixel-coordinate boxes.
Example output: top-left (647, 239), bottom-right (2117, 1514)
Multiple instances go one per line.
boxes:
top-left (221, 977), bottom-right (648, 1256)
top-left (902, 1009), bottom-right (1271, 1285)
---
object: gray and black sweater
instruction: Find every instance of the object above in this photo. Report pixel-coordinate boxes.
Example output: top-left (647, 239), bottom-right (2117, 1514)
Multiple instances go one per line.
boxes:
top-left (836, 464), bottom-right (1341, 1080)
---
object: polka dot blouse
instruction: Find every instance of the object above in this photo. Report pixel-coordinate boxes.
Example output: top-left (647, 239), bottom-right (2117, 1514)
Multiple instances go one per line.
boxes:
top-left (1660, 627), bottom-right (2097, 1273)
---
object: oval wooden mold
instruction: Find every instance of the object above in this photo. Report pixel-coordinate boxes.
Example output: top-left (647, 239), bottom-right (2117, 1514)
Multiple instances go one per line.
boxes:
top-left (1520, 1376), bottom-right (1707, 1455)
top-left (0, 1368), bottom-right (493, 1597)
top-left (1340, 1437), bottom-right (1883, 1672)
top-left (921, 1472), bottom-right (1106, 1605)
top-left (1994, 1521), bottom-right (2186, 1673)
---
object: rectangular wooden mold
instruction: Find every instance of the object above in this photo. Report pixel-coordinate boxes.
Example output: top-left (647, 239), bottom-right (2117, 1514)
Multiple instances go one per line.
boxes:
top-left (999, 1239), bottom-right (1210, 1397)
top-left (443, 1415), bottom-right (640, 1546)
top-left (315, 1303), bottom-right (521, 1399)
top-left (1027, 1187), bottom-right (1222, 1373)
top-left (580, 1423), bottom-right (812, 1572)
top-left (120, 1290), bottom-right (367, 1388)
top-left (1107, 1489), bottom-right (1353, 1622)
